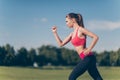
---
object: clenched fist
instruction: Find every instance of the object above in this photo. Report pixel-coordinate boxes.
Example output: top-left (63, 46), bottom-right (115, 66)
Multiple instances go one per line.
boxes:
top-left (52, 26), bottom-right (57, 33)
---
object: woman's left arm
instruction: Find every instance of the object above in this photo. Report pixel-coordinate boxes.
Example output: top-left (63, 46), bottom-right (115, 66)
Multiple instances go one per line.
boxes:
top-left (81, 27), bottom-right (99, 53)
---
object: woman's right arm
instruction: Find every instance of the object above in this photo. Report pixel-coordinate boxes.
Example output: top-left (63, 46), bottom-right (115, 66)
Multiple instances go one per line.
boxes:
top-left (52, 26), bottom-right (72, 47)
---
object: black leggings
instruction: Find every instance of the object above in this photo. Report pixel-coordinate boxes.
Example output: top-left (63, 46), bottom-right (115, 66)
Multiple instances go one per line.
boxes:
top-left (69, 55), bottom-right (103, 80)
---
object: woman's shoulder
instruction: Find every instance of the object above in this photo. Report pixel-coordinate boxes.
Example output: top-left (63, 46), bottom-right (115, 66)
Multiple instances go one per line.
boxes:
top-left (78, 26), bottom-right (84, 32)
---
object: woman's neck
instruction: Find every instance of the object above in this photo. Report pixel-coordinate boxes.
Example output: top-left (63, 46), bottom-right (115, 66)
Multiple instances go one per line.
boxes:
top-left (73, 23), bottom-right (80, 30)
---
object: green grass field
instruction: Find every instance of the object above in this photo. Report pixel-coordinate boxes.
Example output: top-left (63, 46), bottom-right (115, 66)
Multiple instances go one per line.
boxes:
top-left (0, 66), bottom-right (120, 80)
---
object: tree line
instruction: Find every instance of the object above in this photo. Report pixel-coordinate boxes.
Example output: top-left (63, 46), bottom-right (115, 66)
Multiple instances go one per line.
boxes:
top-left (0, 44), bottom-right (120, 67)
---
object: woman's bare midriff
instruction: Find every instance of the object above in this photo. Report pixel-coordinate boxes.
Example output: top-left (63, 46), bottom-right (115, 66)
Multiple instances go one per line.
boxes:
top-left (74, 46), bottom-right (87, 55)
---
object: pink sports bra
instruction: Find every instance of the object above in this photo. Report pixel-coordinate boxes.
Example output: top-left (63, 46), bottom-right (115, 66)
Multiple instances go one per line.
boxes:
top-left (71, 28), bottom-right (86, 47)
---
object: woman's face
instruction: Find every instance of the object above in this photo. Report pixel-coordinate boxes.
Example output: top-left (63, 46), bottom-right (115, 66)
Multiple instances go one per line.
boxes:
top-left (65, 17), bottom-right (73, 28)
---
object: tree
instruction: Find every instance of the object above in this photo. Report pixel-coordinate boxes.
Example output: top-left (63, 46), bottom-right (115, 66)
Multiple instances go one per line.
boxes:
top-left (0, 46), bottom-right (7, 65)
top-left (27, 48), bottom-right (37, 66)
top-left (99, 51), bottom-right (110, 66)
top-left (37, 45), bottom-right (59, 66)
top-left (15, 47), bottom-right (29, 66)
top-left (3, 44), bottom-right (15, 66)
top-left (116, 48), bottom-right (120, 66)
top-left (60, 47), bottom-right (80, 65)
top-left (109, 51), bottom-right (118, 66)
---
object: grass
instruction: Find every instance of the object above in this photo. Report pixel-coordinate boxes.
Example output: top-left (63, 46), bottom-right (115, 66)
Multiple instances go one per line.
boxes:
top-left (0, 66), bottom-right (120, 80)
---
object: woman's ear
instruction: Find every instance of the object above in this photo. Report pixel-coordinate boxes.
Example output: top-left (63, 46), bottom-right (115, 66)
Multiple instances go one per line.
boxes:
top-left (71, 18), bottom-right (76, 23)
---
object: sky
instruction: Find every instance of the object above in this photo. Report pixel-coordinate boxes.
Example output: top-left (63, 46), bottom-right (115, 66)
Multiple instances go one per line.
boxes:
top-left (0, 0), bottom-right (120, 52)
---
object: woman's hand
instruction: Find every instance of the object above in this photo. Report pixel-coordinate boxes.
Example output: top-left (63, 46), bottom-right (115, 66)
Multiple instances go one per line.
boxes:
top-left (52, 26), bottom-right (57, 33)
top-left (83, 48), bottom-right (91, 56)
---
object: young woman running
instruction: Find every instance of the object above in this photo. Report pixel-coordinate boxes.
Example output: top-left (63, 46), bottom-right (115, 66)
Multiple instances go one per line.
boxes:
top-left (52, 13), bottom-right (103, 80)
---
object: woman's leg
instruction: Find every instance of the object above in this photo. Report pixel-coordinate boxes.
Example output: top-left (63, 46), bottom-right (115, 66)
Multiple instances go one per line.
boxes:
top-left (88, 55), bottom-right (103, 80)
top-left (69, 57), bottom-right (91, 80)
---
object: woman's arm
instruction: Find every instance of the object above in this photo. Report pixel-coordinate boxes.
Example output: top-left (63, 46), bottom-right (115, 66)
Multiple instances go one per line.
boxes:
top-left (80, 27), bottom-right (99, 53)
top-left (52, 26), bottom-right (72, 47)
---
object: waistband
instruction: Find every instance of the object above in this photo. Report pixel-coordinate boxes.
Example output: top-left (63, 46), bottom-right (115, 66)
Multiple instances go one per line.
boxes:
top-left (79, 51), bottom-right (93, 60)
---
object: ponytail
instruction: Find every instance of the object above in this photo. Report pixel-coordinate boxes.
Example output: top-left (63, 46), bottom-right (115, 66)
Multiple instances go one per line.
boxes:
top-left (77, 14), bottom-right (86, 48)
top-left (77, 14), bottom-right (84, 28)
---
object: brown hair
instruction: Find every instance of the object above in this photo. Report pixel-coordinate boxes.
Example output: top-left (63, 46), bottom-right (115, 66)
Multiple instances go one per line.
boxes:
top-left (66, 13), bottom-right (86, 48)
top-left (66, 13), bottom-right (84, 28)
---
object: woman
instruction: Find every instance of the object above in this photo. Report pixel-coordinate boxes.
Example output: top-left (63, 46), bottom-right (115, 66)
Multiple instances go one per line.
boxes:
top-left (52, 13), bottom-right (103, 80)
